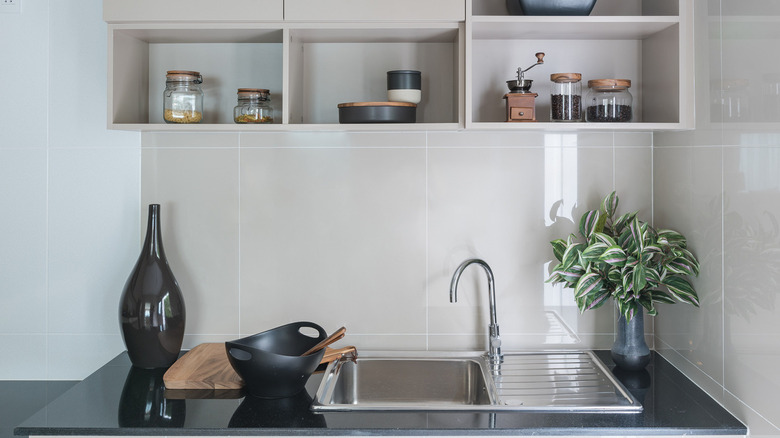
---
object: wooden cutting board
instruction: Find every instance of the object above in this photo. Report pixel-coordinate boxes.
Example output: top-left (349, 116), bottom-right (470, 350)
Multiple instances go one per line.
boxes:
top-left (164, 343), bottom-right (243, 390)
top-left (163, 343), bottom-right (357, 390)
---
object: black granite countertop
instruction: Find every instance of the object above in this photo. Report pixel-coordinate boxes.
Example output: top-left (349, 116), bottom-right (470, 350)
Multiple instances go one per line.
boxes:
top-left (2, 381), bottom-right (77, 438)
top-left (14, 350), bottom-right (746, 436)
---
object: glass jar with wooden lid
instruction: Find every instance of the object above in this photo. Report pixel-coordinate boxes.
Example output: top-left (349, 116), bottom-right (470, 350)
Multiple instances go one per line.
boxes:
top-left (163, 70), bottom-right (204, 124)
top-left (233, 88), bottom-right (273, 124)
top-left (550, 73), bottom-right (582, 122)
top-left (586, 79), bottom-right (633, 122)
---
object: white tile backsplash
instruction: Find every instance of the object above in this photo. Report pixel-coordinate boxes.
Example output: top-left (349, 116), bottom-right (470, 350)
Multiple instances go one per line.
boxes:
top-left (0, 1), bottom-right (49, 149)
top-left (136, 133), bottom-right (653, 355)
top-left (0, 335), bottom-right (47, 379)
top-left (0, 148), bottom-right (48, 334)
top-left (238, 147), bottom-right (427, 339)
top-left (47, 148), bottom-right (141, 334)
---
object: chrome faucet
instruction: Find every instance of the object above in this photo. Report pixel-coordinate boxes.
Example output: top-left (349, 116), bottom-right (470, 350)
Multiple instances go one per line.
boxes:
top-left (449, 259), bottom-right (502, 363)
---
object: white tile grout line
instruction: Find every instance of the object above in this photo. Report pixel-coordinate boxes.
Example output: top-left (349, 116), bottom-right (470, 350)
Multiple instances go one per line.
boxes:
top-left (424, 130), bottom-right (429, 351)
top-left (237, 136), bottom-right (242, 337)
top-left (44, 0), bottom-right (51, 380)
top-left (718, 0), bottom-right (727, 392)
top-left (612, 132), bottom-right (617, 340)
top-left (650, 131), bottom-right (655, 346)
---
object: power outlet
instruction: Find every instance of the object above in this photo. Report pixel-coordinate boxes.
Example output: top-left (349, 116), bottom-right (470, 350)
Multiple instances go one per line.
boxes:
top-left (0, 0), bottom-right (21, 14)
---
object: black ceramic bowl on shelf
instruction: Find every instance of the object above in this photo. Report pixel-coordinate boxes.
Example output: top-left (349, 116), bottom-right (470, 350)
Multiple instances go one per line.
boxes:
top-left (338, 101), bottom-right (417, 123)
top-left (225, 321), bottom-right (327, 399)
top-left (507, 0), bottom-right (597, 15)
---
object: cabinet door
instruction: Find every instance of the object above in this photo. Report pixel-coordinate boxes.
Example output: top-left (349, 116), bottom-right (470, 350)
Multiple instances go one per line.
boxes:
top-left (285, 0), bottom-right (465, 21)
top-left (104, 0), bottom-right (284, 22)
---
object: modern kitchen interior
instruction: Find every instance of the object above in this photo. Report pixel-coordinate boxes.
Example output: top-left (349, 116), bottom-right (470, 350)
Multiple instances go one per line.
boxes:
top-left (1, 0), bottom-right (779, 436)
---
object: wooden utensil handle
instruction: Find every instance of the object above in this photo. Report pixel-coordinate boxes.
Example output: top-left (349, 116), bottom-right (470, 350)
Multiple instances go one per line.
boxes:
top-left (303, 326), bottom-right (346, 356)
top-left (320, 346), bottom-right (357, 364)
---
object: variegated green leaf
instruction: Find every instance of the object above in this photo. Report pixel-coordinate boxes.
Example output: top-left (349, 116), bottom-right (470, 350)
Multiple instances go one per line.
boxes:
top-left (633, 262), bottom-right (647, 292)
top-left (561, 242), bottom-right (584, 270)
top-left (599, 245), bottom-right (627, 267)
top-left (613, 211), bottom-right (638, 234)
top-left (662, 276), bottom-right (700, 306)
top-left (621, 301), bottom-right (638, 322)
top-left (650, 289), bottom-right (676, 304)
top-left (592, 232), bottom-right (617, 247)
top-left (665, 256), bottom-right (697, 276)
top-left (618, 228), bottom-right (636, 253)
top-left (579, 209), bottom-right (601, 239)
top-left (645, 267), bottom-right (661, 285)
top-left (607, 267), bottom-right (622, 284)
top-left (550, 239), bottom-right (567, 262)
top-left (629, 217), bottom-right (645, 253)
top-left (558, 265), bottom-right (585, 285)
top-left (595, 212), bottom-right (608, 237)
top-left (581, 242), bottom-right (609, 263)
top-left (575, 272), bottom-right (603, 300)
top-left (584, 287), bottom-right (611, 310)
top-left (622, 269), bottom-right (633, 292)
top-left (658, 229), bottom-right (687, 247)
top-left (638, 295), bottom-right (658, 316)
top-left (601, 191), bottom-right (618, 217)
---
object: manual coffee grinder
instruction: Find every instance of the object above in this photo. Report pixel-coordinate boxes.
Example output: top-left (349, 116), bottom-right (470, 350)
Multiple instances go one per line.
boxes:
top-left (503, 52), bottom-right (545, 122)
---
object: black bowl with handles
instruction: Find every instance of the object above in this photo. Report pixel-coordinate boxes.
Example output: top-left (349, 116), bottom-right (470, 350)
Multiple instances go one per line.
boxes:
top-left (225, 321), bottom-right (327, 398)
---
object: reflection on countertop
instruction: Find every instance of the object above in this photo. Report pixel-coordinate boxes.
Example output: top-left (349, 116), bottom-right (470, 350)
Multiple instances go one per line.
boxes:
top-left (13, 350), bottom-right (745, 436)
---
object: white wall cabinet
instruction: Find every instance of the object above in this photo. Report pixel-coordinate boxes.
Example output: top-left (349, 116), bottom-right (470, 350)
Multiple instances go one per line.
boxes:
top-left (104, 0), bottom-right (693, 131)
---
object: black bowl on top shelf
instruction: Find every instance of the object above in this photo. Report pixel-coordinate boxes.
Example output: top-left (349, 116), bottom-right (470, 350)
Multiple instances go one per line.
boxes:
top-left (507, 0), bottom-right (597, 16)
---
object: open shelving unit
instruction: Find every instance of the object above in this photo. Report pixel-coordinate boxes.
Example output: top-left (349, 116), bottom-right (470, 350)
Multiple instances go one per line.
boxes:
top-left (104, 0), bottom-right (694, 132)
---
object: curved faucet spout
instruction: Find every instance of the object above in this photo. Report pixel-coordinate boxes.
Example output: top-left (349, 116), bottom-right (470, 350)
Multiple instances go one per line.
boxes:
top-left (449, 259), bottom-right (502, 363)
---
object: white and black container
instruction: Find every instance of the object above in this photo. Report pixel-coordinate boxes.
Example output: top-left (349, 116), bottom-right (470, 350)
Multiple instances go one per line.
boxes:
top-left (387, 70), bottom-right (422, 104)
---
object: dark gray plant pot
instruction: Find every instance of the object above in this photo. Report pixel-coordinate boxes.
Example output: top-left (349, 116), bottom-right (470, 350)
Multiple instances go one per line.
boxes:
top-left (611, 307), bottom-right (651, 371)
top-left (507, 0), bottom-right (597, 16)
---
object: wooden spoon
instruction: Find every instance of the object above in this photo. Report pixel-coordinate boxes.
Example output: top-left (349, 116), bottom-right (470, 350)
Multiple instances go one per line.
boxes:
top-left (302, 326), bottom-right (346, 356)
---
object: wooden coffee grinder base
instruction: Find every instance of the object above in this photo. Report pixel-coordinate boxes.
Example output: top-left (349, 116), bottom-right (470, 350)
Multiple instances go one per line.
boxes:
top-left (504, 93), bottom-right (538, 122)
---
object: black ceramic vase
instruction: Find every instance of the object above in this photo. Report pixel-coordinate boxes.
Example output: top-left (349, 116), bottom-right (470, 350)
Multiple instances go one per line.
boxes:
top-left (119, 204), bottom-right (185, 369)
top-left (611, 307), bottom-right (651, 371)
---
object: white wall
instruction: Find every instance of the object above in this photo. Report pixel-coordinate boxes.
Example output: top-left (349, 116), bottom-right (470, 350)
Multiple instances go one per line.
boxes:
top-left (654, 0), bottom-right (780, 435)
top-left (0, 0), bottom-right (140, 380)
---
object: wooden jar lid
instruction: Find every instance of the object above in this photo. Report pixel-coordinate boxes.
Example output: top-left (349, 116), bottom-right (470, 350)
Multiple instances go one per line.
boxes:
top-left (237, 88), bottom-right (270, 97)
top-left (587, 79), bottom-right (631, 89)
top-left (166, 70), bottom-right (201, 79)
top-left (337, 101), bottom-right (417, 108)
top-left (551, 73), bottom-right (581, 83)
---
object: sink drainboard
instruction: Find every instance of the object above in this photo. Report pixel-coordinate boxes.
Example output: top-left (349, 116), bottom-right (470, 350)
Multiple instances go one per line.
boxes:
top-left (491, 351), bottom-right (640, 411)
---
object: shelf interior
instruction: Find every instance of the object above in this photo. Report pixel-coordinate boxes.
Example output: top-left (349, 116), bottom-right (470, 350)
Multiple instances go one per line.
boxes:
top-left (287, 26), bottom-right (461, 125)
top-left (470, 22), bottom-right (680, 124)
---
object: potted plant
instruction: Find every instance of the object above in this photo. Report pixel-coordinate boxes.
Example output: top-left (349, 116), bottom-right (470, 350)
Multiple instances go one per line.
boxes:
top-left (547, 192), bottom-right (701, 370)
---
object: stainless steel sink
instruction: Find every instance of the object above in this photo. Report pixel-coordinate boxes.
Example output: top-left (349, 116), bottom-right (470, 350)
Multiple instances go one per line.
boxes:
top-left (312, 351), bottom-right (642, 412)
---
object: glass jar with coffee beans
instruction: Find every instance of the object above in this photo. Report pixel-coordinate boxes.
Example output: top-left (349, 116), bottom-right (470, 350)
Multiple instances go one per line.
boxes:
top-left (586, 79), bottom-right (633, 122)
top-left (550, 73), bottom-right (582, 122)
